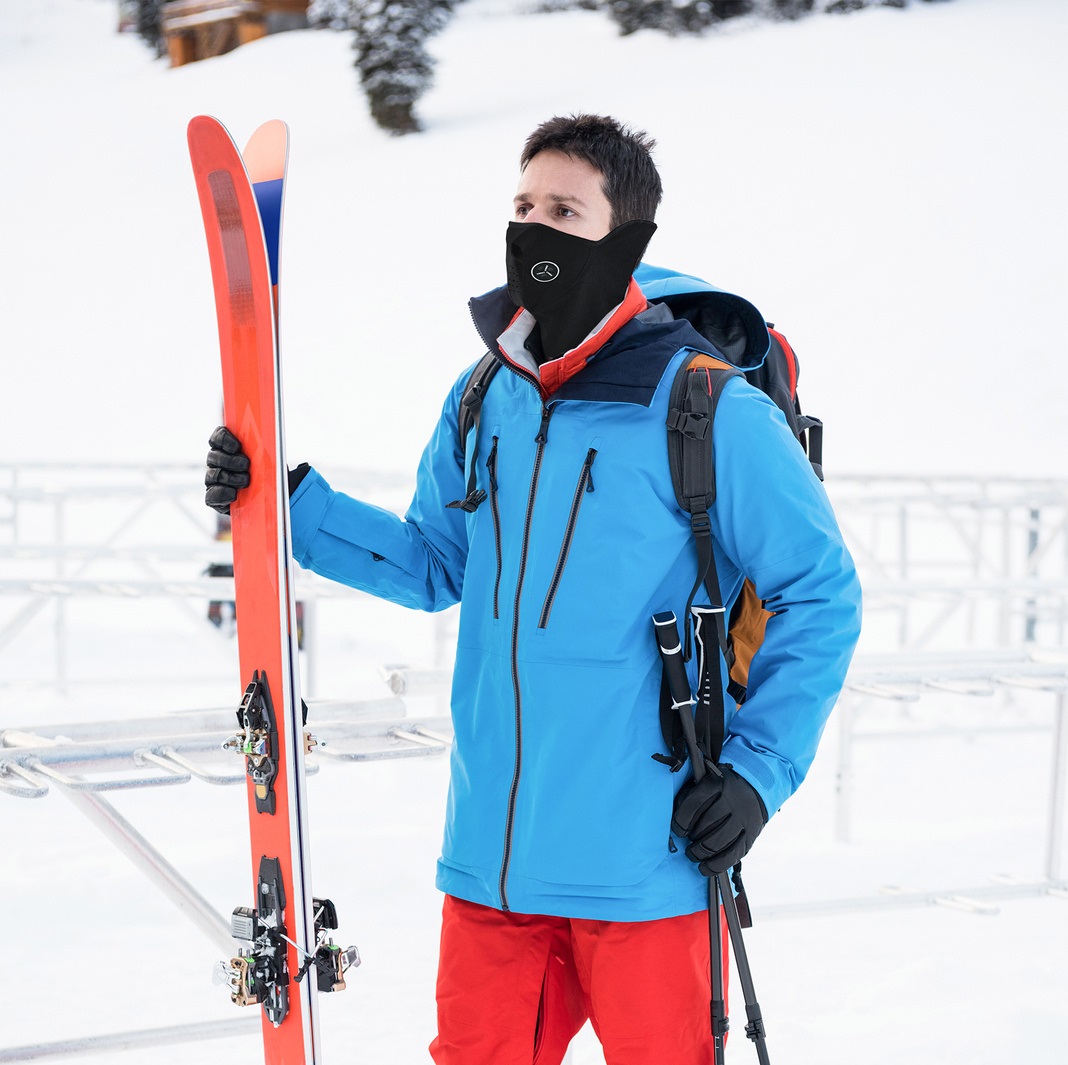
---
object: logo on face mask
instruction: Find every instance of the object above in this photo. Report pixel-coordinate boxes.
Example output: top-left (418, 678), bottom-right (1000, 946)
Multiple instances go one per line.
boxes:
top-left (531, 261), bottom-right (560, 283)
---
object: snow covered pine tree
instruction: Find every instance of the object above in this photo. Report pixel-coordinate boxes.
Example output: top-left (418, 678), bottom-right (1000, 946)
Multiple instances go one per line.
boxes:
top-left (348, 0), bottom-right (457, 134)
top-left (605, 0), bottom-right (946, 38)
top-left (134, 0), bottom-right (165, 55)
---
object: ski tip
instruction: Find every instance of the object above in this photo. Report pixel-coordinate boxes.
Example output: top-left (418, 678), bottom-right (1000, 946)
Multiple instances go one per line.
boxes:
top-left (188, 116), bottom-right (245, 179)
top-left (187, 115), bottom-right (238, 160)
top-left (188, 114), bottom-right (225, 137)
top-left (244, 120), bottom-right (289, 184)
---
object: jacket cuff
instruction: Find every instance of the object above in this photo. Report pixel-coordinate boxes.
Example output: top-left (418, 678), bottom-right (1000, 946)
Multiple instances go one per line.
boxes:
top-left (289, 468), bottom-right (332, 565)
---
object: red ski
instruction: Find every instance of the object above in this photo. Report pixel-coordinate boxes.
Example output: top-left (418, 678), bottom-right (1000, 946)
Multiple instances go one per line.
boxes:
top-left (188, 116), bottom-right (354, 1065)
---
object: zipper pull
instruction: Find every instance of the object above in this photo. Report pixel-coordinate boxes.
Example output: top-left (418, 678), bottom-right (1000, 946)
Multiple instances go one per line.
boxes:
top-left (583, 448), bottom-right (597, 493)
top-left (535, 403), bottom-right (556, 445)
top-left (487, 437), bottom-right (499, 492)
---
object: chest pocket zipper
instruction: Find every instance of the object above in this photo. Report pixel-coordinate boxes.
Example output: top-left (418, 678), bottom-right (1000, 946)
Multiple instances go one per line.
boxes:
top-left (538, 448), bottom-right (598, 629)
top-left (487, 437), bottom-right (502, 619)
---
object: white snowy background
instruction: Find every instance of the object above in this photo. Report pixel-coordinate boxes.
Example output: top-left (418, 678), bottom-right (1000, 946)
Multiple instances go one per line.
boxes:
top-left (1, 0), bottom-right (1066, 1062)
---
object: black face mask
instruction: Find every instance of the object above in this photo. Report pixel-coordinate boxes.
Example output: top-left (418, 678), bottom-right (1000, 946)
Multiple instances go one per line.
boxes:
top-left (505, 219), bottom-right (657, 362)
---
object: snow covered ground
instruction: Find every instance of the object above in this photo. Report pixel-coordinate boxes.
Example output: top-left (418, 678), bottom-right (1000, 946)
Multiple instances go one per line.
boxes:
top-left (1, 0), bottom-right (1066, 1062)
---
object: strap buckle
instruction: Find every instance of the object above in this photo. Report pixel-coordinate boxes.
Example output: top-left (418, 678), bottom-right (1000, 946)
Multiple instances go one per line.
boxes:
top-left (666, 408), bottom-right (710, 440)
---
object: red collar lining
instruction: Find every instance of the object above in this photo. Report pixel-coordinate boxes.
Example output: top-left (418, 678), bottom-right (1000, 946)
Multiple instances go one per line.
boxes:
top-left (496, 278), bottom-right (649, 398)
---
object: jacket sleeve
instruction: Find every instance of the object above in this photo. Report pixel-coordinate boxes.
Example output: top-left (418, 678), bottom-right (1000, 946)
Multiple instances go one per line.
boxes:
top-left (709, 378), bottom-right (862, 817)
top-left (287, 372), bottom-right (472, 612)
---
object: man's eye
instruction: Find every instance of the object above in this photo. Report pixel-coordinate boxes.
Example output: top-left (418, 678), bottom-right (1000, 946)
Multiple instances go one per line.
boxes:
top-left (515, 205), bottom-right (530, 217)
top-left (556, 206), bottom-right (575, 218)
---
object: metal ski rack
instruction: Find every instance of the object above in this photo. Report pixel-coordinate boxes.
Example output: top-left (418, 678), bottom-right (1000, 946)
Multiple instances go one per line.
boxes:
top-left (0, 695), bottom-right (453, 960)
top-left (836, 646), bottom-right (1068, 886)
top-left (0, 693), bottom-right (453, 797)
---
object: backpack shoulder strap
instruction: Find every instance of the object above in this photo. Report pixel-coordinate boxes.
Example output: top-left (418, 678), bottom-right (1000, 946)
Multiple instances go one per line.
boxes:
top-left (665, 351), bottom-right (740, 594)
top-left (662, 351), bottom-right (743, 764)
top-left (447, 352), bottom-right (501, 513)
top-left (457, 352), bottom-right (500, 449)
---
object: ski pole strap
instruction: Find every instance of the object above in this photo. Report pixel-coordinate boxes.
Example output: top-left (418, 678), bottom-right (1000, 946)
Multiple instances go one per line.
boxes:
top-left (652, 611), bottom-right (705, 782)
top-left (691, 605), bottom-right (726, 766)
top-left (730, 861), bottom-right (753, 929)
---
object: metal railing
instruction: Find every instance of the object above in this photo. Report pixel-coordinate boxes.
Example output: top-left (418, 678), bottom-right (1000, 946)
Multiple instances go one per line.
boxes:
top-left (3, 466), bottom-right (1067, 690)
top-left (832, 473), bottom-right (1068, 649)
top-left (0, 462), bottom-right (415, 694)
top-left (2, 465), bottom-right (1068, 1059)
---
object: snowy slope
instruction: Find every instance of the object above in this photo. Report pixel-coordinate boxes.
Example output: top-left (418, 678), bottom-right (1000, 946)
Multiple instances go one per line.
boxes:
top-left (1, 1), bottom-right (1067, 1063)
top-left (1, 0), bottom-right (1065, 478)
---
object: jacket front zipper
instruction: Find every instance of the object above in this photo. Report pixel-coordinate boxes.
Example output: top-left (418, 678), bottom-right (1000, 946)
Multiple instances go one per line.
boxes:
top-left (538, 448), bottom-right (598, 629)
top-left (487, 437), bottom-right (502, 619)
top-left (499, 402), bottom-right (556, 910)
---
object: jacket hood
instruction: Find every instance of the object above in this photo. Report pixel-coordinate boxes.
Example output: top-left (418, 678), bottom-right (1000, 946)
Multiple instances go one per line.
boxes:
top-left (468, 284), bottom-right (522, 356)
top-left (634, 262), bottom-right (770, 371)
top-left (469, 262), bottom-right (770, 373)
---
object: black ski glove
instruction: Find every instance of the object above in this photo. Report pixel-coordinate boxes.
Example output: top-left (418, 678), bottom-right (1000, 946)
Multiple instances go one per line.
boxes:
top-left (205, 426), bottom-right (250, 514)
top-left (671, 764), bottom-right (768, 876)
top-left (204, 426), bottom-right (311, 514)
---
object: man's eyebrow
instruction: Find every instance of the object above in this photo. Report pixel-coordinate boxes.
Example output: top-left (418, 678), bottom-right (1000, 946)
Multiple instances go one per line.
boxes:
top-left (513, 191), bottom-right (588, 207)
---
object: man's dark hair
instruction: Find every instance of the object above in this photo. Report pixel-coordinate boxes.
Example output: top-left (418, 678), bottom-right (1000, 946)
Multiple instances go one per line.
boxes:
top-left (520, 114), bottom-right (663, 229)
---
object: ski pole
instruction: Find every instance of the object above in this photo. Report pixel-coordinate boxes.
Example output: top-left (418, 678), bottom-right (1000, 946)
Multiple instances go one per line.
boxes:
top-left (689, 610), bottom-right (772, 1064)
top-left (653, 611), bottom-right (727, 1064)
top-left (653, 610), bottom-right (772, 1063)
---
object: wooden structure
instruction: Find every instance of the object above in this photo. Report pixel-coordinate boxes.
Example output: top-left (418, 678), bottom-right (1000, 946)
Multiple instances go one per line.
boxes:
top-left (160, 0), bottom-right (309, 68)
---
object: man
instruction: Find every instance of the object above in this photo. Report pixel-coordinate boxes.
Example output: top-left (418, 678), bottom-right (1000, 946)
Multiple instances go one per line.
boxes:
top-left (206, 114), bottom-right (862, 1064)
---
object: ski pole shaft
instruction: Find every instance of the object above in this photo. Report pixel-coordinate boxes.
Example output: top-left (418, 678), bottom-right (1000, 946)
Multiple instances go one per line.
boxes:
top-left (691, 605), bottom-right (726, 765)
top-left (717, 871), bottom-right (771, 1065)
top-left (708, 879), bottom-right (727, 1065)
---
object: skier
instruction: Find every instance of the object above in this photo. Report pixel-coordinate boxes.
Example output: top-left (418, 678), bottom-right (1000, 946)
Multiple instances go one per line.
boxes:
top-left (205, 114), bottom-right (862, 1064)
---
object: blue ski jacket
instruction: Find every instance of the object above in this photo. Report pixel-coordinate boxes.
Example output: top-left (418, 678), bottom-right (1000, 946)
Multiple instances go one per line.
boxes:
top-left (289, 264), bottom-right (862, 921)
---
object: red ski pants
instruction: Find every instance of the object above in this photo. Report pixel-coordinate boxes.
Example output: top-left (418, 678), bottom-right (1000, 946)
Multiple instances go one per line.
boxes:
top-left (428, 895), bottom-right (728, 1065)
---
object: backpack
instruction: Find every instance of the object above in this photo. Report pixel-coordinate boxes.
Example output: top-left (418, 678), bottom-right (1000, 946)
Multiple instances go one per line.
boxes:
top-left (657, 325), bottom-right (822, 772)
top-left (449, 296), bottom-right (823, 771)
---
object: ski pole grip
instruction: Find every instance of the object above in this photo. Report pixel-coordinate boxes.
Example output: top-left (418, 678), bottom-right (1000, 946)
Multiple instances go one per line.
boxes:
top-left (652, 612), bottom-right (705, 782)
top-left (653, 612), bottom-right (690, 704)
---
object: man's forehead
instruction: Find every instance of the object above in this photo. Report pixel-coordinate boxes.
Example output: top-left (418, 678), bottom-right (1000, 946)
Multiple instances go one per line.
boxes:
top-left (512, 190), bottom-right (589, 206)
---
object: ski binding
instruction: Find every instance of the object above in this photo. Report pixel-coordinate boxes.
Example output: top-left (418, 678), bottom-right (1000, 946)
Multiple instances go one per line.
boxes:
top-left (216, 858), bottom-right (359, 1021)
top-left (223, 670), bottom-right (280, 815)
top-left (294, 897), bottom-right (361, 993)
top-left (217, 856), bottom-right (291, 1026)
